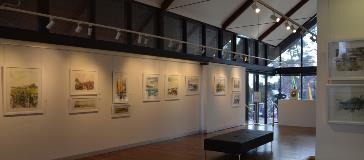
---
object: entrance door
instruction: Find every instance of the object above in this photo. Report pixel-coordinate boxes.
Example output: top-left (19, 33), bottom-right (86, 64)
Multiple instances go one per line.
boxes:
top-left (246, 73), bottom-right (267, 125)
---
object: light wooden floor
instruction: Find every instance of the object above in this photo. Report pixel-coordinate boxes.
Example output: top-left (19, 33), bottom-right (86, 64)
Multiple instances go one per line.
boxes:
top-left (79, 125), bottom-right (315, 160)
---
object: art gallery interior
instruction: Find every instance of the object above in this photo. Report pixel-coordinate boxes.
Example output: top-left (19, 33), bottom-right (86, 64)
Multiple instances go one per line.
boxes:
top-left (0, 0), bottom-right (363, 160)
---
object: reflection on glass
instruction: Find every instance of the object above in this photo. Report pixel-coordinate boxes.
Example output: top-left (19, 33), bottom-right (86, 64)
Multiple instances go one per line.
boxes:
top-left (302, 76), bottom-right (316, 100)
top-left (258, 75), bottom-right (266, 124)
top-left (248, 73), bottom-right (255, 124)
top-left (303, 25), bottom-right (318, 66)
top-left (281, 39), bottom-right (302, 67)
top-left (281, 76), bottom-right (301, 100)
top-left (268, 76), bottom-right (280, 124)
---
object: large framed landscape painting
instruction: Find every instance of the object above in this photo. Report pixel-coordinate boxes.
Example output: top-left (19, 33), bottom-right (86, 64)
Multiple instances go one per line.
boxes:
top-left (69, 96), bottom-right (98, 114)
top-left (327, 84), bottom-right (364, 125)
top-left (329, 40), bottom-right (364, 80)
top-left (143, 74), bottom-right (161, 102)
top-left (3, 67), bottom-right (43, 116)
top-left (185, 76), bottom-right (200, 95)
top-left (113, 72), bottom-right (128, 104)
top-left (214, 75), bottom-right (227, 96)
top-left (70, 70), bottom-right (98, 95)
top-left (165, 75), bottom-right (180, 100)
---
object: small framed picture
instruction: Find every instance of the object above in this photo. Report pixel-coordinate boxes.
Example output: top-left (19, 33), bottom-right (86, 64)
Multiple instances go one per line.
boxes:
top-left (70, 70), bottom-right (98, 95)
top-left (327, 84), bottom-right (364, 125)
top-left (232, 92), bottom-right (241, 107)
top-left (142, 73), bottom-right (161, 102)
top-left (69, 96), bottom-right (98, 114)
top-left (113, 72), bottom-right (128, 104)
top-left (165, 75), bottom-right (180, 100)
top-left (232, 78), bottom-right (241, 92)
top-left (185, 76), bottom-right (200, 96)
top-left (112, 104), bottom-right (130, 118)
top-left (214, 75), bottom-right (227, 96)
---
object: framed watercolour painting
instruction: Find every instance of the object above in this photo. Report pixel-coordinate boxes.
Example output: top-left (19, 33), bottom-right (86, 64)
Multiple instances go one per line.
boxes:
top-left (185, 76), bottom-right (200, 95)
top-left (70, 70), bottom-right (98, 95)
top-left (327, 84), bottom-right (364, 125)
top-left (165, 75), bottom-right (180, 100)
top-left (214, 75), bottom-right (227, 96)
top-left (232, 92), bottom-right (241, 107)
top-left (69, 96), bottom-right (98, 114)
top-left (3, 67), bottom-right (43, 116)
top-left (143, 74), bottom-right (161, 102)
top-left (329, 40), bottom-right (364, 80)
top-left (113, 72), bottom-right (128, 104)
top-left (112, 104), bottom-right (130, 118)
top-left (232, 78), bottom-right (241, 92)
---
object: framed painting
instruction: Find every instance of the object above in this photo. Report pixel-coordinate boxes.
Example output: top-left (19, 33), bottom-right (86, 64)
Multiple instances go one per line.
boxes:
top-left (232, 92), bottom-right (241, 107)
top-left (3, 67), bottom-right (43, 116)
top-left (112, 104), bottom-right (130, 118)
top-left (165, 75), bottom-right (180, 100)
top-left (142, 74), bottom-right (161, 102)
top-left (185, 76), bottom-right (200, 95)
top-left (232, 78), bottom-right (241, 92)
top-left (327, 84), bottom-right (364, 125)
top-left (113, 72), bottom-right (128, 104)
top-left (69, 96), bottom-right (98, 114)
top-left (329, 40), bottom-right (364, 80)
top-left (70, 70), bottom-right (98, 95)
top-left (214, 75), bottom-right (227, 96)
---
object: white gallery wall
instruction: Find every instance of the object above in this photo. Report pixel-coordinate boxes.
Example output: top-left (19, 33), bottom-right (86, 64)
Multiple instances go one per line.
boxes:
top-left (0, 38), bottom-right (246, 160)
top-left (317, 0), bottom-right (364, 159)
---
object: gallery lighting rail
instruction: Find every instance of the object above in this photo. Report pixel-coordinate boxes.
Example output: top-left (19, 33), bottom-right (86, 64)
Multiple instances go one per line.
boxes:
top-left (0, 4), bottom-right (282, 64)
top-left (254, 0), bottom-right (317, 39)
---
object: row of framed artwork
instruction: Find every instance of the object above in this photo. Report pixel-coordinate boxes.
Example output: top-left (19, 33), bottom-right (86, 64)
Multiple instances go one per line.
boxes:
top-left (327, 40), bottom-right (364, 125)
top-left (213, 75), bottom-right (242, 107)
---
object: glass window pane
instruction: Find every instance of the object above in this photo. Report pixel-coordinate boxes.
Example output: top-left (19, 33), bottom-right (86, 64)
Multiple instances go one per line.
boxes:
top-left (95, 0), bottom-right (127, 43)
top-left (247, 39), bottom-right (256, 64)
top-left (186, 21), bottom-right (202, 55)
top-left (281, 39), bottom-right (302, 67)
top-left (268, 76), bottom-right (280, 124)
top-left (163, 14), bottom-right (183, 52)
top-left (302, 76), bottom-right (316, 100)
top-left (247, 73), bottom-right (255, 124)
top-left (206, 27), bottom-right (218, 58)
top-left (131, 3), bottom-right (156, 48)
top-left (281, 76), bottom-right (301, 99)
top-left (0, 0), bottom-right (38, 31)
top-left (236, 36), bottom-right (246, 62)
top-left (222, 31), bottom-right (233, 61)
top-left (49, 0), bottom-right (91, 38)
top-left (267, 46), bottom-right (280, 67)
top-left (303, 25), bottom-right (318, 67)
top-left (258, 42), bottom-right (266, 65)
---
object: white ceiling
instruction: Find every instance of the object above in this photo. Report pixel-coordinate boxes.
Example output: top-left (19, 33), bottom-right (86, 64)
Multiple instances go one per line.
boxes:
top-left (135, 0), bottom-right (317, 46)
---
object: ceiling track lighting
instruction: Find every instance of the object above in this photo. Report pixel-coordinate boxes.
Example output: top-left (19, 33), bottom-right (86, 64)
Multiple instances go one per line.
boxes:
top-left (46, 17), bottom-right (55, 30)
top-left (252, 2), bottom-right (260, 14)
top-left (178, 43), bottom-right (182, 51)
top-left (137, 34), bottom-right (142, 44)
top-left (168, 40), bottom-right (173, 48)
top-left (87, 25), bottom-right (93, 36)
top-left (291, 25), bottom-right (297, 33)
top-left (75, 23), bottom-right (82, 33)
top-left (201, 47), bottom-right (205, 54)
top-left (144, 37), bottom-right (149, 45)
top-left (285, 21), bottom-right (291, 30)
top-left (115, 30), bottom-right (121, 40)
top-left (270, 13), bottom-right (280, 22)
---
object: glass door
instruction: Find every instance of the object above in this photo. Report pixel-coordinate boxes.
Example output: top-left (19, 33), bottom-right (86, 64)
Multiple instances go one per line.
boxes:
top-left (247, 73), bottom-right (255, 124)
top-left (246, 73), bottom-right (267, 125)
top-left (267, 75), bottom-right (280, 124)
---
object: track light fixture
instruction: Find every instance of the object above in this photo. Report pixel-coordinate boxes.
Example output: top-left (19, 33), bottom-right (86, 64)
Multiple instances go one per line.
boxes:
top-left (88, 25), bottom-right (92, 36)
top-left (178, 43), bottom-right (182, 51)
top-left (291, 25), bottom-right (297, 33)
top-left (144, 37), bottom-right (149, 45)
top-left (115, 30), bottom-right (121, 40)
top-left (285, 21), bottom-right (291, 30)
top-left (75, 23), bottom-right (82, 33)
top-left (270, 13), bottom-right (280, 22)
top-left (244, 56), bottom-right (248, 63)
top-left (201, 47), bottom-right (205, 54)
top-left (137, 34), bottom-right (142, 44)
top-left (46, 17), bottom-right (55, 30)
top-left (168, 40), bottom-right (173, 48)
top-left (252, 2), bottom-right (260, 14)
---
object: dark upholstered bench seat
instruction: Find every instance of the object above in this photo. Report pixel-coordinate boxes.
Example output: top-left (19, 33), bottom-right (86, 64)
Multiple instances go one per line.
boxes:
top-left (204, 129), bottom-right (274, 155)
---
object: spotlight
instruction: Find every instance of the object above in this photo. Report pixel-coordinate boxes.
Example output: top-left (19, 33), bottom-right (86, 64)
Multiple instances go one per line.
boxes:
top-left (87, 25), bottom-right (93, 36)
top-left (144, 37), bottom-right (149, 45)
top-left (244, 56), bottom-right (248, 63)
top-left (178, 43), bottom-right (182, 50)
top-left (75, 23), bottom-right (82, 33)
top-left (270, 13), bottom-right (280, 22)
top-left (115, 30), bottom-right (121, 40)
top-left (285, 21), bottom-right (291, 30)
top-left (137, 34), bottom-right (142, 44)
top-left (46, 18), bottom-right (55, 30)
top-left (252, 2), bottom-right (260, 14)
top-left (201, 47), bottom-right (205, 54)
top-left (291, 25), bottom-right (297, 33)
top-left (168, 40), bottom-right (173, 48)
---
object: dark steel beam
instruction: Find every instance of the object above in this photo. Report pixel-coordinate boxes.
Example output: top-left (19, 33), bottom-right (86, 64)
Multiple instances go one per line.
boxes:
top-left (258, 0), bottom-right (309, 41)
top-left (161, 0), bottom-right (175, 10)
top-left (221, 0), bottom-right (253, 29)
top-left (275, 66), bottom-right (317, 76)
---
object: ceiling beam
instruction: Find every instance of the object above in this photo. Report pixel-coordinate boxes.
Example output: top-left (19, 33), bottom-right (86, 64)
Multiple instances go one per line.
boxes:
top-left (258, 0), bottom-right (309, 41)
top-left (161, 0), bottom-right (175, 10)
top-left (221, 0), bottom-right (253, 29)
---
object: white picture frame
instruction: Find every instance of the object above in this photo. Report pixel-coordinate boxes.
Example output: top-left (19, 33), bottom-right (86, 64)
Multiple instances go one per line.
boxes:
top-left (70, 69), bottom-right (98, 95)
top-left (69, 96), bottom-right (98, 114)
top-left (2, 67), bottom-right (43, 116)
top-left (112, 104), bottom-right (130, 118)
top-left (232, 78), bottom-right (241, 92)
top-left (327, 84), bottom-right (364, 125)
top-left (185, 76), bottom-right (200, 96)
top-left (214, 75), bottom-right (227, 96)
top-left (328, 40), bottom-right (364, 80)
top-left (165, 75), bottom-right (180, 100)
top-left (142, 73), bottom-right (161, 102)
top-left (113, 72), bottom-right (128, 104)
top-left (232, 92), bottom-right (241, 107)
